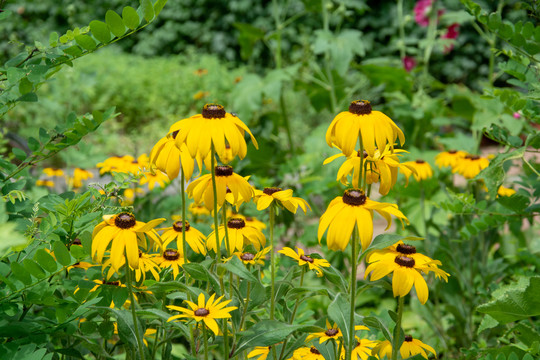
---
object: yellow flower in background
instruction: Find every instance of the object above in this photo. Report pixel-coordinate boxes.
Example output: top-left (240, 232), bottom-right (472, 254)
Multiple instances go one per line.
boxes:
top-left (279, 247), bottom-right (330, 277)
top-left (188, 203), bottom-right (211, 218)
top-left (70, 168), bottom-right (94, 188)
top-left (452, 154), bottom-right (489, 179)
top-left (372, 336), bottom-right (436, 359)
top-left (248, 346), bottom-right (271, 360)
top-left (220, 144), bottom-right (234, 164)
top-left (434, 150), bottom-right (466, 168)
top-left (365, 243), bottom-right (449, 304)
top-left (170, 103), bottom-right (258, 161)
top-left (154, 248), bottom-right (185, 279)
top-left (167, 293), bottom-right (237, 336)
top-left (291, 346), bottom-right (325, 360)
top-left (160, 220), bottom-right (206, 255)
top-left (207, 218), bottom-right (266, 253)
top-left (43, 168), bottom-right (64, 177)
top-left (366, 241), bottom-right (436, 269)
top-left (325, 100), bottom-right (405, 157)
top-left (400, 160), bottom-right (433, 182)
top-left (36, 179), bottom-right (55, 187)
top-left (318, 189), bottom-right (409, 251)
top-left (229, 247), bottom-right (271, 266)
top-left (254, 187), bottom-right (310, 214)
top-left (306, 320), bottom-right (343, 343)
top-left (187, 165), bottom-right (254, 211)
top-left (139, 170), bottom-right (170, 190)
top-left (102, 251), bottom-right (161, 282)
top-left (194, 68), bottom-right (208, 76)
top-left (91, 213), bottom-right (165, 271)
top-left (193, 90), bottom-right (209, 100)
top-left (343, 338), bottom-right (379, 360)
top-left (121, 188), bottom-right (144, 206)
top-left (497, 185), bottom-right (516, 197)
top-left (96, 155), bottom-right (147, 175)
top-left (227, 212), bottom-right (267, 230)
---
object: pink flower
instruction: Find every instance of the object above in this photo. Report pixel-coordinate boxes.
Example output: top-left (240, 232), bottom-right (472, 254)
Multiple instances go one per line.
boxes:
top-left (513, 112), bottom-right (521, 119)
top-left (414, 0), bottom-right (433, 27)
top-left (402, 56), bottom-right (417, 72)
top-left (442, 23), bottom-right (459, 53)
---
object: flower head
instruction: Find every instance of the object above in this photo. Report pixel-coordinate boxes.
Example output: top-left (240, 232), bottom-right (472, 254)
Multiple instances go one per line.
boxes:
top-left (452, 154), bottom-right (489, 179)
top-left (291, 346), bottom-right (325, 360)
top-left (434, 150), bottom-right (466, 168)
top-left (497, 185), bottom-right (516, 197)
top-left (279, 247), bottom-right (330, 277)
top-left (139, 170), bottom-right (170, 190)
top-left (442, 23), bottom-right (459, 53)
top-left (91, 213), bottom-right (165, 271)
top-left (207, 218), bottom-right (266, 254)
top-left (372, 336), bottom-right (436, 359)
top-left (306, 320), bottom-right (343, 343)
top-left (400, 160), bottom-right (433, 182)
top-left (43, 168), bottom-right (64, 177)
top-left (402, 56), bottom-right (417, 72)
top-left (326, 100), bottom-right (405, 157)
top-left (102, 250), bottom-right (161, 282)
top-left (167, 293), bottom-right (238, 335)
top-left (70, 168), bottom-right (93, 188)
top-left (248, 346), bottom-right (271, 360)
top-left (160, 220), bottom-right (206, 255)
top-left (254, 187), bottom-right (310, 214)
top-left (318, 189), bottom-right (408, 251)
top-left (170, 103), bottom-right (258, 161)
top-left (154, 248), bottom-right (185, 279)
top-left (345, 338), bottom-right (379, 360)
top-left (229, 247), bottom-right (271, 266)
top-left (189, 203), bottom-right (211, 218)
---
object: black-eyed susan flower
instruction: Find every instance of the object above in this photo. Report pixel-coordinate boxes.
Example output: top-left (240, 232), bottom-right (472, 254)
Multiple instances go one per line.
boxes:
top-left (170, 103), bottom-right (258, 161)
top-left (371, 336), bottom-right (436, 359)
top-left (247, 346), bottom-right (271, 360)
top-left (325, 100), bottom-right (405, 157)
top-left (497, 185), bottom-right (516, 197)
top-left (207, 218), bottom-right (266, 254)
top-left (154, 249), bottom-right (185, 279)
top-left (160, 220), bottom-right (206, 255)
top-left (43, 168), bottom-right (64, 177)
top-left (91, 213), bottom-right (165, 271)
top-left (342, 338), bottom-right (379, 360)
top-left (139, 170), bottom-right (170, 190)
top-left (187, 165), bottom-right (254, 211)
top-left (434, 150), bottom-right (466, 168)
top-left (306, 320), bottom-right (343, 343)
top-left (278, 247), bottom-right (330, 277)
top-left (36, 179), bottom-right (55, 187)
top-left (366, 241), bottom-right (435, 269)
top-left (188, 203), bottom-right (211, 218)
top-left (102, 251), bottom-right (161, 282)
top-left (166, 293), bottom-right (237, 336)
top-left (400, 160), bottom-right (433, 182)
top-left (291, 346), bottom-right (325, 360)
top-left (230, 213), bottom-right (267, 230)
top-left (254, 187), bottom-right (310, 214)
top-left (452, 154), bottom-right (489, 179)
top-left (69, 168), bottom-right (93, 188)
top-left (364, 244), bottom-right (449, 304)
top-left (121, 188), bottom-right (144, 206)
top-left (229, 247), bottom-right (271, 266)
top-left (318, 189), bottom-right (408, 251)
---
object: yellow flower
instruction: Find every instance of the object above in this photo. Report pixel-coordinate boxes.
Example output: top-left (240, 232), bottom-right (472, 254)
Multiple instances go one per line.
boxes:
top-left (102, 251), bottom-right (161, 282)
top-left (229, 247), bottom-right (271, 265)
top-left (36, 179), bottom-right (55, 187)
top-left (91, 213), bottom-right (165, 271)
top-left (139, 170), bottom-right (170, 190)
top-left (228, 212), bottom-right (267, 230)
top-left (220, 144), bottom-right (234, 164)
top-left (365, 243), bottom-right (449, 304)
top-left (188, 203), bottom-right (211, 218)
top-left (341, 338), bottom-right (379, 360)
top-left (400, 160), bottom-right (433, 182)
top-left (154, 249), bottom-right (185, 279)
top-left (248, 346), bottom-right (271, 360)
top-left (96, 155), bottom-right (146, 175)
top-left (372, 336), bottom-right (436, 359)
top-left (318, 189), bottom-right (408, 251)
top-left (187, 165), bottom-right (254, 211)
top-left (167, 293), bottom-right (238, 335)
top-left (193, 90), bottom-right (209, 100)
top-left (207, 218), bottom-right (266, 254)
top-left (170, 103), bottom-right (258, 161)
top-left (306, 320), bottom-right (343, 343)
top-left (497, 185), bottom-right (516, 197)
top-left (121, 188), bottom-right (144, 206)
top-left (278, 247), bottom-right (330, 277)
top-left (325, 100), bottom-right (405, 157)
top-left (254, 188), bottom-right (310, 214)
top-left (70, 168), bottom-right (93, 188)
top-left (292, 346), bottom-right (325, 360)
top-left (43, 168), bottom-right (64, 177)
top-left (160, 220), bottom-right (206, 255)
top-left (451, 154), bottom-right (489, 179)
top-left (194, 68), bottom-right (208, 76)
top-left (434, 150), bottom-right (466, 168)
top-left (149, 133), bottom-right (206, 180)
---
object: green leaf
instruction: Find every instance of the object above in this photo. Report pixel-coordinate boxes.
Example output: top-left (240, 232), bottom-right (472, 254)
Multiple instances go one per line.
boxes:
top-left (222, 256), bottom-right (259, 282)
top-left (63, 45), bottom-right (83, 57)
top-left (17, 92), bottom-right (38, 102)
top-left (27, 137), bottom-right (40, 152)
top-left (75, 34), bottom-right (96, 51)
top-left (500, 22), bottom-right (514, 40)
top-left (23, 259), bottom-right (46, 279)
top-left (19, 77), bottom-right (33, 95)
top-left (328, 293), bottom-right (351, 347)
top-left (0, 222), bottom-right (27, 257)
top-left (122, 6), bottom-right (140, 30)
top-left (89, 20), bottom-right (111, 44)
top-left (141, 0), bottom-right (155, 22)
top-left (477, 276), bottom-right (540, 324)
top-left (154, 0), bottom-right (168, 16)
top-left (105, 10), bottom-right (126, 38)
top-left (234, 320), bottom-right (321, 355)
top-left (34, 248), bottom-right (58, 273)
top-left (488, 12), bottom-right (502, 30)
top-left (478, 314), bottom-right (499, 333)
top-left (12, 147), bottom-right (27, 161)
top-left (11, 262), bottom-right (32, 285)
top-left (363, 316), bottom-right (392, 342)
top-left (182, 263), bottom-right (220, 293)
top-left (52, 241), bottom-right (72, 266)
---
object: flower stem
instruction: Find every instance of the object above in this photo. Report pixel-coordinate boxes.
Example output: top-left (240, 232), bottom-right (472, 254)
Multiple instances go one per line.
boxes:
top-left (419, 182), bottom-right (430, 256)
top-left (124, 253), bottom-right (145, 360)
top-left (278, 267), bottom-right (306, 359)
top-left (346, 226), bottom-right (358, 360)
top-left (359, 132), bottom-right (365, 191)
top-left (210, 144), bottom-right (222, 265)
top-left (202, 325), bottom-right (209, 360)
top-left (397, 0), bottom-right (406, 60)
top-left (391, 296), bottom-right (405, 360)
top-left (181, 169), bottom-right (189, 283)
top-left (222, 202), bottom-right (232, 257)
top-left (269, 203), bottom-right (276, 320)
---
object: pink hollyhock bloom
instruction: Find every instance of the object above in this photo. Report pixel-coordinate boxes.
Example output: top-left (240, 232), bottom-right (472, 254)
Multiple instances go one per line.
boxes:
top-left (402, 56), bottom-right (417, 72)
top-left (513, 112), bottom-right (521, 119)
top-left (442, 23), bottom-right (459, 53)
top-left (414, 0), bottom-right (433, 27)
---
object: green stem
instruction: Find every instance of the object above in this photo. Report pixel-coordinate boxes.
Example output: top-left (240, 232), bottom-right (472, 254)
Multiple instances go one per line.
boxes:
top-left (419, 182), bottom-right (430, 255)
top-left (181, 169), bottom-right (189, 283)
top-left (278, 267), bottom-right (306, 360)
top-left (391, 296), bottom-right (405, 360)
top-left (269, 203), bottom-right (276, 320)
top-left (396, 0), bottom-right (406, 60)
top-left (202, 325), bottom-right (209, 360)
top-left (222, 202), bottom-right (231, 257)
top-left (321, 0), bottom-right (337, 113)
top-left (223, 318), bottom-right (230, 360)
top-left (125, 253), bottom-right (145, 360)
top-left (346, 227), bottom-right (358, 360)
top-left (210, 145), bottom-right (222, 265)
top-left (359, 132), bottom-right (365, 191)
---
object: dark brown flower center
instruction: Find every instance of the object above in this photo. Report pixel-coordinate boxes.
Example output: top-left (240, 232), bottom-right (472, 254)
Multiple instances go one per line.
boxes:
top-left (194, 308), bottom-right (210, 317)
top-left (325, 328), bottom-right (339, 337)
top-left (342, 189), bottom-right (366, 206)
top-left (71, 238), bottom-right (82, 246)
top-left (114, 213), bottom-right (136, 229)
top-left (357, 150), bottom-right (368, 158)
top-left (163, 249), bottom-right (180, 261)
top-left (215, 165), bottom-right (233, 177)
top-left (415, 159), bottom-right (425, 164)
top-left (465, 154), bottom-right (480, 160)
top-left (448, 150), bottom-right (457, 154)
top-left (300, 255), bottom-right (314, 263)
top-left (404, 335), bottom-right (413, 342)
top-left (225, 143), bottom-right (231, 149)
top-left (241, 252), bottom-right (255, 261)
top-left (395, 256), bottom-right (415, 268)
top-left (202, 104), bottom-right (226, 119)
top-left (228, 218), bottom-right (246, 229)
top-left (348, 100), bottom-right (372, 115)
top-left (396, 244), bottom-right (416, 254)
top-left (263, 187), bottom-right (282, 196)
top-left (173, 220), bottom-right (190, 232)
top-left (171, 130), bottom-right (179, 139)
top-left (104, 281), bottom-right (120, 286)
top-left (310, 347), bottom-right (321, 355)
